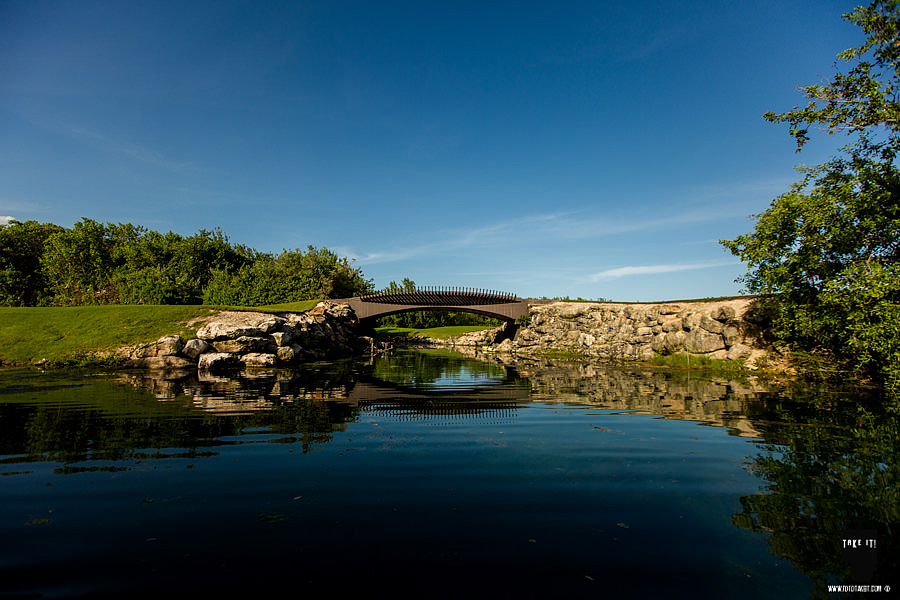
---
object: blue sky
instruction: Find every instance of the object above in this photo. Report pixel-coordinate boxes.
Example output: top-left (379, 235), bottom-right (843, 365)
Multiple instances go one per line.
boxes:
top-left (1, 0), bottom-right (863, 301)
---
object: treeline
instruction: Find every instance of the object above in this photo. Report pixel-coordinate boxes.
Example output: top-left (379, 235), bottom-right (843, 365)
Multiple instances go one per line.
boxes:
top-left (0, 218), bottom-right (372, 307)
top-left (375, 278), bottom-right (502, 328)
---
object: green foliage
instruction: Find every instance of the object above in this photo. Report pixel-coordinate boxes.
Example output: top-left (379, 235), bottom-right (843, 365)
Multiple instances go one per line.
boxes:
top-left (648, 351), bottom-right (748, 376)
top-left (375, 325), bottom-right (495, 340)
top-left (723, 1), bottom-right (900, 396)
top-left (201, 246), bottom-right (372, 306)
top-left (0, 220), bottom-right (63, 306)
top-left (374, 278), bottom-right (503, 329)
top-left (733, 391), bottom-right (900, 592)
top-left (0, 217), bottom-right (369, 308)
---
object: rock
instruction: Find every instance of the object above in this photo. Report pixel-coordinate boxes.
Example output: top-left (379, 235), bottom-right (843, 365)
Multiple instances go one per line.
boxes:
top-left (257, 317), bottom-right (287, 333)
top-left (196, 322), bottom-right (265, 341)
top-left (723, 322), bottom-right (742, 347)
top-left (125, 356), bottom-right (194, 369)
top-left (276, 344), bottom-right (303, 363)
top-left (715, 305), bottom-right (736, 321)
top-left (684, 328), bottom-right (725, 353)
top-left (661, 318), bottom-right (682, 333)
top-left (131, 335), bottom-right (185, 358)
top-left (681, 312), bottom-right (701, 331)
top-left (742, 302), bottom-right (774, 325)
top-left (211, 336), bottom-right (273, 354)
top-left (700, 315), bottom-right (724, 334)
top-left (198, 352), bottom-right (242, 371)
top-left (726, 344), bottom-right (753, 361)
top-left (662, 330), bottom-right (686, 353)
top-left (241, 353), bottom-right (277, 367)
top-left (182, 338), bottom-right (210, 360)
top-left (271, 331), bottom-right (293, 347)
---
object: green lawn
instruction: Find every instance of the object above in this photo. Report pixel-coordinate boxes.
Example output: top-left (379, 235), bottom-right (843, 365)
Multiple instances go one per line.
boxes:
top-left (375, 325), bottom-right (494, 340)
top-left (0, 300), bottom-right (322, 367)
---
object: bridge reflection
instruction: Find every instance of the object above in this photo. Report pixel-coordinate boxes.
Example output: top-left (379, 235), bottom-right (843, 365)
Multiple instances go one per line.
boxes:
top-left (116, 349), bottom-right (778, 438)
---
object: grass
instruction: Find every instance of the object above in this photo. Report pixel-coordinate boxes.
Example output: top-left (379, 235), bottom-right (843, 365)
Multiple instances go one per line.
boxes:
top-left (646, 351), bottom-right (748, 375)
top-left (375, 325), bottom-right (494, 340)
top-left (0, 301), bottom-right (322, 367)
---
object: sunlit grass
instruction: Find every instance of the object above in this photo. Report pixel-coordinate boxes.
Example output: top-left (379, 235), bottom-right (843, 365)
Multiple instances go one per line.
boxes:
top-left (647, 351), bottom-right (747, 374)
top-left (0, 301), bottom-right (321, 366)
top-left (375, 325), bottom-right (494, 340)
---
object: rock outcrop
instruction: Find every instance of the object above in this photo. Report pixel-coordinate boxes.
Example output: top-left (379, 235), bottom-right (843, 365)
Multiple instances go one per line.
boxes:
top-left (451, 298), bottom-right (777, 369)
top-left (123, 301), bottom-right (363, 371)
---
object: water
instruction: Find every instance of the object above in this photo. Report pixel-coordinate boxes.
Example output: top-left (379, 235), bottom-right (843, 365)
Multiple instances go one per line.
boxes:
top-left (1, 349), bottom-right (896, 598)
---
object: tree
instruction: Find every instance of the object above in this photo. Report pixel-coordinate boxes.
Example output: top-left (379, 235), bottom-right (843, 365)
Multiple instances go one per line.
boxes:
top-left (42, 218), bottom-right (118, 305)
top-left (722, 0), bottom-right (900, 397)
top-left (0, 220), bottom-right (64, 306)
top-left (201, 246), bottom-right (372, 306)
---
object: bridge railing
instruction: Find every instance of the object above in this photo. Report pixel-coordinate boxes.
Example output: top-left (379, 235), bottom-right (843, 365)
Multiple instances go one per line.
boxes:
top-left (359, 286), bottom-right (519, 306)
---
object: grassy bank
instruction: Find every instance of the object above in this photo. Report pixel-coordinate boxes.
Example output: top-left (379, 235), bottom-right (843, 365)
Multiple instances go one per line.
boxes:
top-left (375, 325), bottom-right (494, 340)
top-left (0, 300), bottom-right (321, 367)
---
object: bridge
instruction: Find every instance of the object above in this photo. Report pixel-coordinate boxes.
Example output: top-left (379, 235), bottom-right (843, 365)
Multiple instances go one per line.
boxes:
top-left (338, 287), bottom-right (529, 323)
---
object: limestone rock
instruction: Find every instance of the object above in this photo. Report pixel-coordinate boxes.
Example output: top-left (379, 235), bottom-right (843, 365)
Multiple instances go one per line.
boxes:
top-left (125, 355), bottom-right (194, 369)
top-left (241, 353), bottom-right (277, 367)
top-left (197, 322), bottom-right (265, 341)
top-left (700, 315), bottom-right (724, 334)
top-left (726, 344), bottom-right (753, 361)
top-left (681, 312), bottom-right (701, 331)
top-left (131, 335), bottom-right (185, 358)
top-left (276, 344), bottom-right (303, 363)
top-left (715, 305), bottom-right (736, 321)
top-left (182, 338), bottom-right (210, 360)
top-left (723, 323), bottom-right (742, 347)
top-left (271, 331), bottom-right (293, 347)
top-left (661, 318), bottom-right (682, 333)
top-left (212, 336), bottom-right (273, 354)
top-left (684, 328), bottom-right (725, 353)
top-left (198, 353), bottom-right (242, 371)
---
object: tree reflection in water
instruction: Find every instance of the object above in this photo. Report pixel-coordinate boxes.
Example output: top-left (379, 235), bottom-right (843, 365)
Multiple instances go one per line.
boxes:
top-left (2, 350), bottom-right (895, 597)
top-left (732, 386), bottom-right (898, 596)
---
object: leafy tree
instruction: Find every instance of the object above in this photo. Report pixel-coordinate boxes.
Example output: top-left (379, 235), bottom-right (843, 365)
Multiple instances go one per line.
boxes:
top-left (42, 218), bottom-right (118, 305)
top-left (722, 0), bottom-right (900, 396)
top-left (202, 246), bottom-right (372, 306)
top-left (0, 220), bottom-right (64, 306)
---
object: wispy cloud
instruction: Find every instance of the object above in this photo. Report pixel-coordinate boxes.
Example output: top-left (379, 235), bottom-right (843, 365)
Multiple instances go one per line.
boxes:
top-left (0, 216), bottom-right (15, 225)
top-left (69, 126), bottom-right (198, 173)
top-left (589, 261), bottom-right (736, 281)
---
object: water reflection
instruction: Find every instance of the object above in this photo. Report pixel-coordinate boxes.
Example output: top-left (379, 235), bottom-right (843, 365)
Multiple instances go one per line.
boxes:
top-left (730, 388), bottom-right (899, 593)
top-left (1, 350), bottom-right (896, 596)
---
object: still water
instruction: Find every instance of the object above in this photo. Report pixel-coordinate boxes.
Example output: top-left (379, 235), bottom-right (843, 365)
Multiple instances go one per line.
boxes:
top-left (1, 349), bottom-right (896, 598)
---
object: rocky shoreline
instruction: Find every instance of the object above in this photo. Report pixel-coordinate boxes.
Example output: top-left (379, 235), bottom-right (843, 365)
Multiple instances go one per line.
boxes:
top-left (416, 298), bottom-right (780, 370)
top-left (117, 297), bottom-right (780, 373)
top-left (121, 301), bottom-right (365, 371)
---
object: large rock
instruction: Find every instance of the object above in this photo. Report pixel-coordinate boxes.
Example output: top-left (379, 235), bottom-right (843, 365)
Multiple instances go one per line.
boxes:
top-left (726, 344), bottom-right (753, 361)
top-left (125, 355), bottom-right (194, 369)
top-left (211, 336), bottom-right (273, 354)
top-left (684, 328), bottom-right (725, 353)
top-left (241, 353), bottom-right (277, 367)
top-left (196, 322), bottom-right (265, 341)
top-left (182, 338), bottom-right (210, 360)
top-left (198, 352), bottom-right (242, 371)
top-left (700, 315), bottom-right (724, 334)
top-left (131, 335), bottom-right (185, 358)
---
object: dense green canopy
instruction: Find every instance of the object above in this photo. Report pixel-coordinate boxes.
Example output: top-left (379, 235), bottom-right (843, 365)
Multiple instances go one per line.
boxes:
top-left (722, 0), bottom-right (900, 397)
top-left (0, 218), bottom-right (373, 307)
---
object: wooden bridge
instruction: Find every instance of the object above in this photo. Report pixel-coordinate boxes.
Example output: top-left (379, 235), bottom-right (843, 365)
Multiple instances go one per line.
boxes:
top-left (337, 287), bottom-right (529, 322)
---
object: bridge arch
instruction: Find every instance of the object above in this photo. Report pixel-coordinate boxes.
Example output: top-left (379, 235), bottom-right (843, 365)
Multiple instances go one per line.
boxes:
top-left (337, 288), bottom-right (529, 323)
